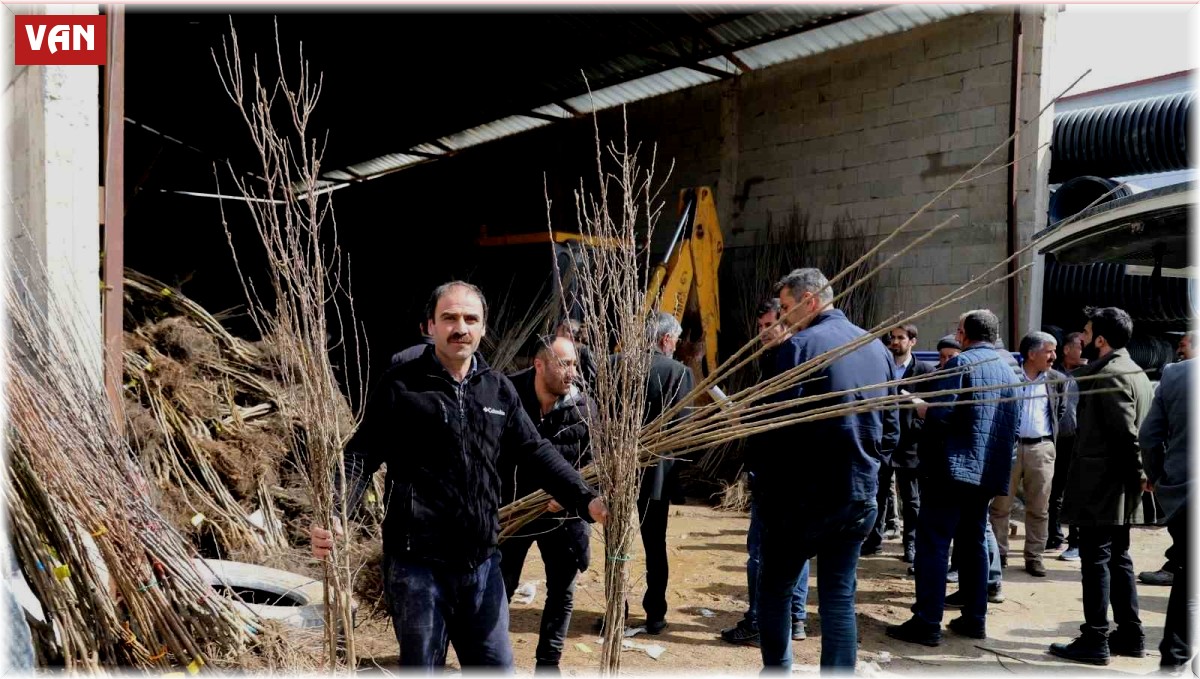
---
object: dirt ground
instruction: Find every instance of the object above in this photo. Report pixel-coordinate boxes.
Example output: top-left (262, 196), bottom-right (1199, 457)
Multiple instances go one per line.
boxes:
top-left (354, 501), bottom-right (1173, 675)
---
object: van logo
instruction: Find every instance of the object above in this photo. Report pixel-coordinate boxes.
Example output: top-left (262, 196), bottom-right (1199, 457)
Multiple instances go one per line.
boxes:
top-left (15, 16), bottom-right (106, 65)
top-left (483, 406), bottom-right (506, 417)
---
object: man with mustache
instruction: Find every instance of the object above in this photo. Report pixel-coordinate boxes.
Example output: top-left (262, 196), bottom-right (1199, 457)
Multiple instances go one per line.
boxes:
top-left (310, 281), bottom-right (608, 670)
top-left (1051, 306), bottom-right (1153, 665)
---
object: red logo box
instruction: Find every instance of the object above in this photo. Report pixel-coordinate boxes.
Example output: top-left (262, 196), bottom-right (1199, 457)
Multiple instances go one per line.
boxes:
top-left (15, 15), bottom-right (106, 66)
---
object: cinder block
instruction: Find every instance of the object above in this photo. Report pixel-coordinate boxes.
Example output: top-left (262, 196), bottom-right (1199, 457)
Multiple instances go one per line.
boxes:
top-left (958, 106), bottom-right (996, 130)
top-left (969, 63), bottom-right (1011, 89)
top-left (908, 96), bottom-right (945, 120)
top-left (921, 113), bottom-right (959, 137)
top-left (923, 32), bottom-right (962, 60)
top-left (900, 266), bottom-right (935, 286)
top-left (862, 89), bottom-right (891, 111)
top-left (980, 42), bottom-right (1013, 66)
top-left (888, 120), bottom-right (923, 143)
top-left (939, 50), bottom-right (982, 75)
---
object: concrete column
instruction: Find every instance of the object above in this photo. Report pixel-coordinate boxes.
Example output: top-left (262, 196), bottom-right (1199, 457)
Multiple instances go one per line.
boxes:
top-left (4, 4), bottom-right (102, 383)
top-left (716, 78), bottom-right (740, 239)
top-left (1015, 5), bottom-right (1058, 335)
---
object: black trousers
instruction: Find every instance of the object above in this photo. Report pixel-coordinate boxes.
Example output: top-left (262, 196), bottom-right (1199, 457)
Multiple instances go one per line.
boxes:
top-left (500, 523), bottom-right (586, 666)
top-left (1077, 525), bottom-right (1143, 639)
top-left (866, 466), bottom-right (919, 549)
top-left (1160, 509), bottom-right (1193, 668)
top-left (1047, 435), bottom-right (1079, 547)
top-left (638, 497), bottom-right (671, 623)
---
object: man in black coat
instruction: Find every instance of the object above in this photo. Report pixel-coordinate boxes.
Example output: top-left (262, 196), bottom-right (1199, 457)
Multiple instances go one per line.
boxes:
top-left (638, 311), bottom-right (695, 633)
top-left (499, 335), bottom-right (595, 673)
top-left (310, 281), bottom-right (608, 670)
top-left (862, 324), bottom-right (935, 562)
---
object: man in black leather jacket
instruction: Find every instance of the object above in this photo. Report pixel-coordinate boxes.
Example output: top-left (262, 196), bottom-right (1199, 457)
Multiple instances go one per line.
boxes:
top-left (310, 281), bottom-right (607, 670)
top-left (499, 335), bottom-right (595, 673)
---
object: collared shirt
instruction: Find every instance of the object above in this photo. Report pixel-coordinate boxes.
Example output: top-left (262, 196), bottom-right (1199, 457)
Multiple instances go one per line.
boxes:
top-left (893, 354), bottom-right (912, 382)
top-left (1018, 370), bottom-right (1053, 439)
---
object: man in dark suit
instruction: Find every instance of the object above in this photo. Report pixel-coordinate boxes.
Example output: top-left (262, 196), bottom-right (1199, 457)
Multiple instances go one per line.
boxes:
top-left (862, 324), bottom-right (936, 563)
top-left (636, 311), bottom-right (695, 634)
top-left (1139, 358), bottom-right (1192, 674)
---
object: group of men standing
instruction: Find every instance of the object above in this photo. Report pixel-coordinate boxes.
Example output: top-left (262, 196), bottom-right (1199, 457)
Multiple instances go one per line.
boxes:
top-left (309, 275), bottom-right (1191, 676)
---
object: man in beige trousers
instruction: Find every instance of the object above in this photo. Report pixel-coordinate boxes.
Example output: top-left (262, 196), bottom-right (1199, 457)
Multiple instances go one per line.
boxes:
top-left (990, 331), bottom-right (1067, 577)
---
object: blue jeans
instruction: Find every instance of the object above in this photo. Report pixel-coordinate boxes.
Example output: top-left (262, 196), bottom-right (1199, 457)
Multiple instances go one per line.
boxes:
top-left (747, 499), bottom-right (808, 627)
top-left (382, 551), bottom-right (514, 670)
top-left (758, 499), bottom-right (877, 674)
top-left (914, 482), bottom-right (992, 629)
top-left (948, 503), bottom-right (1003, 592)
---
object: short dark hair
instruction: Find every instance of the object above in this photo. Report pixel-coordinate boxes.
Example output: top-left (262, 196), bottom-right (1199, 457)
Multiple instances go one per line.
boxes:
top-left (959, 309), bottom-right (1000, 344)
top-left (425, 281), bottom-right (488, 324)
top-left (1064, 331), bottom-right (1084, 347)
top-left (774, 268), bottom-right (833, 305)
top-left (1084, 306), bottom-right (1133, 350)
top-left (534, 334), bottom-right (559, 362)
top-left (936, 335), bottom-right (961, 351)
top-left (1018, 331), bottom-right (1058, 360)
top-left (756, 298), bottom-right (782, 318)
top-left (893, 323), bottom-right (918, 340)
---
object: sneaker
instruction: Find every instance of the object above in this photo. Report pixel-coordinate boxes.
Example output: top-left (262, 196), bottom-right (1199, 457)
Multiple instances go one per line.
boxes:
top-left (1049, 636), bottom-right (1110, 666)
top-left (1026, 560), bottom-right (1047, 577)
top-left (948, 616), bottom-right (986, 639)
top-left (886, 618), bottom-right (942, 647)
top-left (792, 621), bottom-right (807, 641)
top-left (1139, 569), bottom-right (1175, 586)
top-left (945, 569), bottom-right (959, 584)
top-left (988, 585), bottom-right (1005, 604)
top-left (720, 621), bottom-right (760, 647)
top-left (1059, 547), bottom-right (1080, 561)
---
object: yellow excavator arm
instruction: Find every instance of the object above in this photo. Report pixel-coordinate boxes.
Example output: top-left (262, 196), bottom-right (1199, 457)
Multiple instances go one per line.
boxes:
top-left (644, 186), bottom-right (724, 376)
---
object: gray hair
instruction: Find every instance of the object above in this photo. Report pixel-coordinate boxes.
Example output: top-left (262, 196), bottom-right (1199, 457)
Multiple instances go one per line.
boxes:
top-left (1018, 331), bottom-right (1058, 360)
top-left (959, 309), bottom-right (1000, 344)
top-left (775, 268), bottom-right (833, 305)
top-left (650, 311), bottom-right (683, 343)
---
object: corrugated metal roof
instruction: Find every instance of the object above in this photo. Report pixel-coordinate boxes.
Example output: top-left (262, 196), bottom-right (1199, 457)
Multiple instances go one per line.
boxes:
top-left (563, 66), bottom-right (723, 113)
top-left (437, 115), bottom-right (552, 151)
top-left (315, 5), bottom-right (991, 189)
top-left (734, 4), bottom-right (986, 69)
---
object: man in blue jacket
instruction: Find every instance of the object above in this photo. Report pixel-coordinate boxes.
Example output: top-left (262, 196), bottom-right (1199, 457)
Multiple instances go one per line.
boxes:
top-left (753, 268), bottom-right (899, 673)
top-left (887, 309), bottom-right (1019, 646)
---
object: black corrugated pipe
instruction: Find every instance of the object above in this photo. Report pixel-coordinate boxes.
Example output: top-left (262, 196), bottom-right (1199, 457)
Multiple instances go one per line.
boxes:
top-left (1047, 175), bottom-right (1134, 223)
top-left (1050, 92), bottom-right (1193, 183)
top-left (1043, 260), bottom-right (1198, 323)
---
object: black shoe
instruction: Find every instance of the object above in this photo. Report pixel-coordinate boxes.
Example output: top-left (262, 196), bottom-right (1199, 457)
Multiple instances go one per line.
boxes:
top-left (1000, 555), bottom-right (1009, 569)
top-left (947, 616), bottom-right (986, 639)
top-left (533, 662), bottom-right (562, 675)
top-left (944, 590), bottom-right (964, 608)
top-left (860, 542), bottom-right (882, 556)
top-left (720, 620), bottom-right (760, 647)
top-left (1049, 636), bottom-right (1110, 666)
top-left (901, 543), bottom-right (916, 564)
top-left (645, 619), bottom-right (668, 635)
top-left (886, 618), bottom-right (942, 647)
top-left (1026, 560), bottom-right (1047, 577)
top-left (1045, 537), bottom-right (1064, 551)
top-left (1109, 631), bottom-right (1147, 658)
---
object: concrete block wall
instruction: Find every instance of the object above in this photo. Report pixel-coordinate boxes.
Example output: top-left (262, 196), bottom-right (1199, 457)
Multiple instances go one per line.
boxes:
top-left (608, 9), bottom-right (1052, 346)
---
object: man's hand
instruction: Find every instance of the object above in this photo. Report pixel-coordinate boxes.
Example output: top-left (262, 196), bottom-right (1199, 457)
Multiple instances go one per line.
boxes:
top-left (1143, 479), bottom-right (1155, 493)
top-left (546, 499), bottom-right (564, 513)
top-left (588, 497), bottom-right (609, 525)
top-left (309, 519), bottom-right (343, 560)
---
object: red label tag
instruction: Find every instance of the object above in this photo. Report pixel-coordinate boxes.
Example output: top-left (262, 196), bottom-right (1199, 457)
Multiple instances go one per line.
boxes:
top-left (15, 16), bottom-right (107, 66)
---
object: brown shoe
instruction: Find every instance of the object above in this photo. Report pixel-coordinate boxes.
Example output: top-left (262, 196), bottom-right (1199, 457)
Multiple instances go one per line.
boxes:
top-left (1026, 560), bottom-right (1047, 577)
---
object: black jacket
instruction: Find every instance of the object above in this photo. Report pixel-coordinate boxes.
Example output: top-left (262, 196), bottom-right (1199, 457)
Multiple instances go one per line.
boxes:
top-left (891, 357), bottom-right (937, 468)
top-left (391, 336), bottom-right (435, 366)
top-left (639, 350), bottom-right (695, 503)
top-left (500, 368), bottom-right (595, 570)
top-left (343, 345), bottom-right (597, 570)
